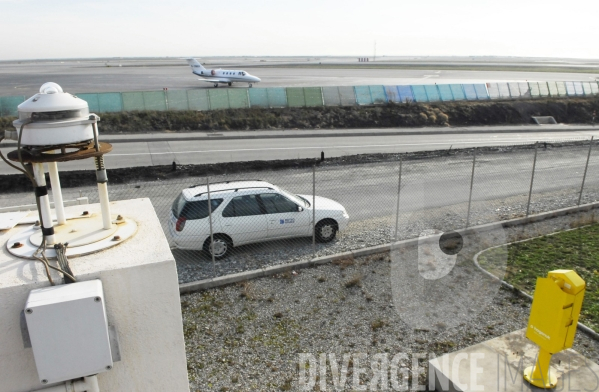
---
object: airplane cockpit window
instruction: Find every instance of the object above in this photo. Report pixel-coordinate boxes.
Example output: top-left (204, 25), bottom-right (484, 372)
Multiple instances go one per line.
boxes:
top-left (242, 72), bottom-right (246, 76)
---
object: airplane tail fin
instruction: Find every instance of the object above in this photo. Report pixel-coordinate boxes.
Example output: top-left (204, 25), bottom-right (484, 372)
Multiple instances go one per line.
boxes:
top-left (186, 58), bottom-right (206, 71)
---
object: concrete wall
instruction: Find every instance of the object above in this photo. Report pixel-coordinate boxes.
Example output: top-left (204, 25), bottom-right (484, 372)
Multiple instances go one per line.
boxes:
top-left (0, 198), bottom-right (189, 392)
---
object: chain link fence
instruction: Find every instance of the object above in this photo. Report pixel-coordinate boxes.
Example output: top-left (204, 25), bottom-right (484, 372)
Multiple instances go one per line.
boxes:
top-left (0, 138), bottom-right (597, 284)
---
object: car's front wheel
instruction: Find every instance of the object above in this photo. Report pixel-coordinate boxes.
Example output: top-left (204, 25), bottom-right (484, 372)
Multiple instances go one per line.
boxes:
top-left (203, 235), bottom-right (232, 259)
top-left (315, 219), bottom-right (338, 242)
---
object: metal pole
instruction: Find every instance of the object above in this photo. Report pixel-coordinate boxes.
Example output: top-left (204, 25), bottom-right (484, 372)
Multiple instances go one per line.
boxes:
top-left (47, 159), bottom-right (66, 225)
top-left (32, 163), bottom-right (55, 244)
top-left (578, 136), bottom-right (594, 206)
top-left (394, 157), bottom-right (403, 240)
top-left (206, 176), bottom-right (215, 271)
top-left (466, 149), bottom-right (477, 228)
top-left (312, 165), bottom-right (316, 258)
top-left (526, 143), bottom-right (539, 217)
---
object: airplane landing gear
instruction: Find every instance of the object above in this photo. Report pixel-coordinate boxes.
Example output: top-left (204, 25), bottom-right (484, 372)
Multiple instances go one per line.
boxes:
top-left (249, 83), bottom-right (253, 88)
top-left (213, 83), bottom-right (218, 88)
top-left (228, 82), bottom-right (232, 86)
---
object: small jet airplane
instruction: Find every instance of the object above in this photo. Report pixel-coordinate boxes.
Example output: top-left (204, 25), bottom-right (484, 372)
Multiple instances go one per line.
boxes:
top-left (185, 58), bottom-right (261, 88)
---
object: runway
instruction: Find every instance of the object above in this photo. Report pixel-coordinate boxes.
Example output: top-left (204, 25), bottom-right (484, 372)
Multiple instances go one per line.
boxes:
top-left (1, 57), bottom-right (598, 97)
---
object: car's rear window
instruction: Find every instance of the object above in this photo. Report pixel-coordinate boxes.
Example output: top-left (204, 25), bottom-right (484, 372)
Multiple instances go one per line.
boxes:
top-left (172, 194), bottom-right (223, 220)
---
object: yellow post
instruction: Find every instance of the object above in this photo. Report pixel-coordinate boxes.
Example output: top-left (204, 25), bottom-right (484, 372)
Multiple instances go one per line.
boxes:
top-left (524, 348), bottom-right (557, 388)
top-left (523, 269), bottom-right (585, 389)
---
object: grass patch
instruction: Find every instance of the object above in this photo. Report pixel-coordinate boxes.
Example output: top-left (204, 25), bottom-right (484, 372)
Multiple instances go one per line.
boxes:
top-left (478, 223), bottom-right (599, 331)
top-left (344, 273), bottom-right (363, 288)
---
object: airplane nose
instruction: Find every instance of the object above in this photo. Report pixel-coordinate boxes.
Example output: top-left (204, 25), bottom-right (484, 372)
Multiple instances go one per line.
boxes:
top-left (254, 77), bottom-right (261, 82)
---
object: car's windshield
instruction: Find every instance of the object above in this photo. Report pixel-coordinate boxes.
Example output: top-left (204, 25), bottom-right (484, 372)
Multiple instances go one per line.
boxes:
top-left (277, 187), bottom-right (309, 207)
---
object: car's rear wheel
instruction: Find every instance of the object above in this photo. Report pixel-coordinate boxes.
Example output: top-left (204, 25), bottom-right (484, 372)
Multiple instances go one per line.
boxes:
top-left (203, 235), bottom-right (232, 259)
top-left (315, 219), bottom-right (338, 242)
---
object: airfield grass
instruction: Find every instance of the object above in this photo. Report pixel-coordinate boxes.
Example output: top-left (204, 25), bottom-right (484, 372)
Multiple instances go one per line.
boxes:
top-left (478, 223), bottom-right (599, 332)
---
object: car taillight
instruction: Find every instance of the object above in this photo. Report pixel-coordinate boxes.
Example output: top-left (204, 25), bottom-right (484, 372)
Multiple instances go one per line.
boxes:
top-left (176, 216), bottom-right (186, 232)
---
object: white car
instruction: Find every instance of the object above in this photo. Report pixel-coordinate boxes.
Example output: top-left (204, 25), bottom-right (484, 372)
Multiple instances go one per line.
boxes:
top-left (168, 180), bottom-right (349, 258)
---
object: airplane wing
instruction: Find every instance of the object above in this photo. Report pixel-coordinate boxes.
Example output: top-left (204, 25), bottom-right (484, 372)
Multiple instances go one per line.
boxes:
top-left (197, 78), bottom-right (230, 83)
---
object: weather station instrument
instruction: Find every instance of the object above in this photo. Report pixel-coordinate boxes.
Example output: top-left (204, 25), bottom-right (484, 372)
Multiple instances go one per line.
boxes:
top-left (2, 82), bottom-right (137, 263)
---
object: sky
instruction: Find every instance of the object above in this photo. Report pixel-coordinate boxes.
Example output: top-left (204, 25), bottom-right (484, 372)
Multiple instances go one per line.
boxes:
top-left (1, 0), bottom-right (598, 60)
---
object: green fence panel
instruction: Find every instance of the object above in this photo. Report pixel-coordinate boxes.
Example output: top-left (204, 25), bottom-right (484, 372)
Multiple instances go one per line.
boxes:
top-left (529, 82), bottom-right (540, 98)
top-left (473, 84), bottom-right (489, 99)
top-left (591, 82), bottom-right (599, 95)
top-left (573, 82), bottom-right (584, 95)
top-left (449, 85), bottom-right (465, 101)
top-left (369, 85), bottom-right (387, 104)
top-left (208, 89), bottom-right (230, 110)
top-left (582, 82), bottom-right (593, 96)
top-left (187, 90), bottom-right (210, 111)
top-left (411, 85), bottom-right (428, 102)
top-left (304, 87), bottom-right (324, 106)
top-left (565, 82), bottom-right (576, 96)
top-left (538, 82), bottom-right (550, 97)
top-left (498, 83), bottom-right (511, 98)
top-left (547, 82), bottom-right (559, 97)
top-left (338, 86), bottom-right (356, 106)
top-left (143, 91), bottom-right (167, 111)
top-left (322, 87), bottom-right (341, 106)
top-left (463, 84), bottom-right (477, 100)
top-left (487, 83), bottom-right (500, 99)
top-left (518, 83), bottom-right (531, 98)
top-left (286, 88), bottom-right (306, 107)
top-left (397, 86), bottom-right (414, 102)
top-left (122, 92), bottom-right (145, 111)
top-left (249, 88), bottom-right (269, 107)
top-left (97, 92), bottom-right (123, 112)
top-left (555, 82), bottom-right (567, 97)
top-left (0, 96), bottom-right (25, 117)
top-left (228, 89), bottom-right (249, 109)
top-left (354, 86), bottom-right (373, 105)
top-left (267, 88), bottom-right (288, 107)
top-left (384, 86), bottom-right (401, 103)
top-left (166, 90), bottom-right (189, 111)
top-left (424, 85), bottom-right (440, 102)
top-left (508, 83), bottom-right (521, 98)
top-left (75, 93), bottom-right (100, 113)
top-left (437, 85), bottom-right (454, 101)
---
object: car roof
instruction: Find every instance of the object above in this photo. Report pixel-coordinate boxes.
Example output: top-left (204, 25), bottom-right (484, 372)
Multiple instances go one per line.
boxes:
top-left (181, 180), bottom-right (277, 201)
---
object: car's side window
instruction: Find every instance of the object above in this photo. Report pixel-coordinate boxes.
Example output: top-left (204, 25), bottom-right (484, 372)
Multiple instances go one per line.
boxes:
top-left (222, 195), bottom-right (264, 217)
top-left (183, 199), bottom-right (223, 220)
top-left (259, 193), bottom-right (298, 214)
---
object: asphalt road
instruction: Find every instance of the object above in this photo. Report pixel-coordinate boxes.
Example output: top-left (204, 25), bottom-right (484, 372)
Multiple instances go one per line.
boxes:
top-left (1, 58), bottom-right (598, 96)
top-left (2, 127), bottom-right (598, 175)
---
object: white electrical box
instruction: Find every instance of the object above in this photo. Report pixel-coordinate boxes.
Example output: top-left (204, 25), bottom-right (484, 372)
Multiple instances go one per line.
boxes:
top-left (24, 280), bottom-right (113, 384)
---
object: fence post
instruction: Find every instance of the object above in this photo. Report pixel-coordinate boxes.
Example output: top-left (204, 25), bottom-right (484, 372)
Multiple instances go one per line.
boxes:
top-left (466, 149), bottom-right (477, 228)
top-left (394, 157), bottom-right (403, 240)
top-left (578, 136), bottom-right (594, 206)
top-left (206, 175), bottom-right (215, 273)
top-left (312, 165), bottom-right (316, 258)
top-left (526, 143), bottom-right (539, 217)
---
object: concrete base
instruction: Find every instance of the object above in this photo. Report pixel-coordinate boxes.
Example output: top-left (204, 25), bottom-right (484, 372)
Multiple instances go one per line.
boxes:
top-left (429, 329), bottom-right (599, 392)
top-left (0, 198), bottom-right (189, 392)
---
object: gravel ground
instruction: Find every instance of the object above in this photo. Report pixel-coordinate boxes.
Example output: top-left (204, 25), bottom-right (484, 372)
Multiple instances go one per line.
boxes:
top-left (182, 239), bottom-right (599, 391)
